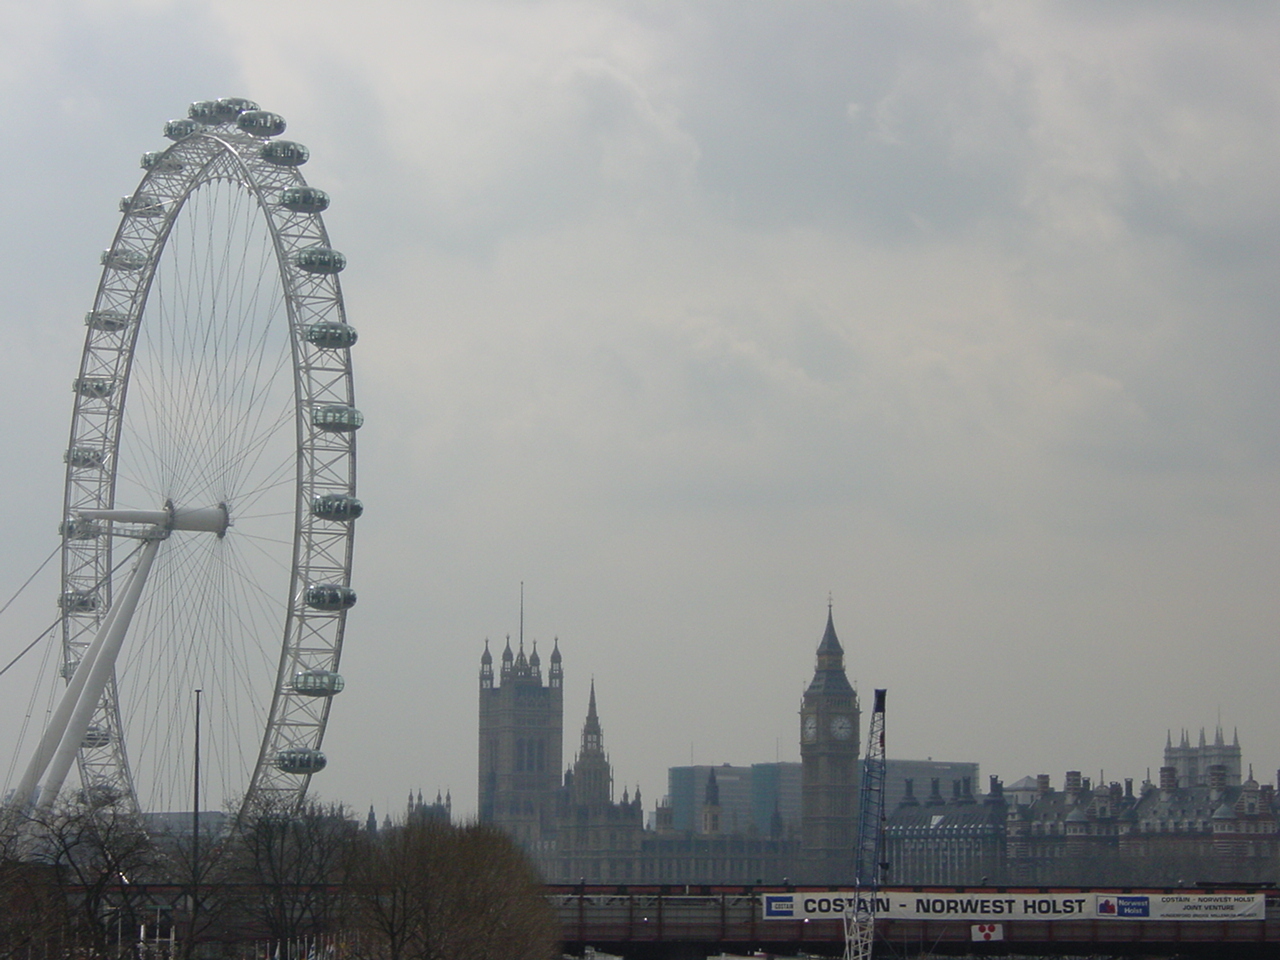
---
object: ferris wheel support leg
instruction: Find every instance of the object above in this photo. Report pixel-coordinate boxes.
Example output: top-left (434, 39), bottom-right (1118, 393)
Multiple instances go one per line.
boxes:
top-left (11, 575), bottom-right (130, 813)
top-left (27, 536), bottom-right (162, 814)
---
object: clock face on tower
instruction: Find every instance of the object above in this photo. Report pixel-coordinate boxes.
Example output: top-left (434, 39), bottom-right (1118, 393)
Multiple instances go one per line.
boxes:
top-left (802, 714), bottom-right (818, 743)
top-left (830, 715), bottom-right (853, 740)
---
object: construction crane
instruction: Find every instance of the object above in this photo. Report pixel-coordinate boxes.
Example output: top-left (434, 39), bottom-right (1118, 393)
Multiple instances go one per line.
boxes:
top-left (845, 688), bottom-right (887, 960)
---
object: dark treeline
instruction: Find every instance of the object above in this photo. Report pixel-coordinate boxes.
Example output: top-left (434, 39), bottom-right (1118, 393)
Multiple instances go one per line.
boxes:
top-left (0, 795), bottom-right (559, 960)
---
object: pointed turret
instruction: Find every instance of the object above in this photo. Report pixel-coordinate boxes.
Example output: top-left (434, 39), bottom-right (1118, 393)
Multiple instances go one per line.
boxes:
top-left (569, 680), bottom-right (612, 808)
top-left (581, 679), bottom-right (603, 754)
top-left (480, 639), bottom-right (494, 689)
top-left (500, 637), bottom-right (514, 680)
top-left (805, 603), bottom-right (854, 696)
top-left (549, 637), bottom-right (563, 689)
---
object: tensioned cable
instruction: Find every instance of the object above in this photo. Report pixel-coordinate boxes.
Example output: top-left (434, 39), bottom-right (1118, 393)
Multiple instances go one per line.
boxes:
top-left (0, 541), bottom-right (61, 622)
top-left (0, 540), bottom-right (145, 680)
top-left (0, 539), bottom-right (147, 795)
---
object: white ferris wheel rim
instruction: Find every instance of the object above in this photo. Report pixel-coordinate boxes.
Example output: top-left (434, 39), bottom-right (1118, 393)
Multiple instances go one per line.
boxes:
top-left (56, 98), bottom-right (360, 819)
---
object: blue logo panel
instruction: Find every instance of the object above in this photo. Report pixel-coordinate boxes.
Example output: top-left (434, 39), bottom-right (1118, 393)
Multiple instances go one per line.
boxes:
top-left (763, 895), bottom-right (795, 918)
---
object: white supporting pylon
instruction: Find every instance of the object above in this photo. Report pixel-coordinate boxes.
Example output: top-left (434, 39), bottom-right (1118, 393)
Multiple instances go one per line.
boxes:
top-left (11, 502), bottom-right (228, 815)
top-left (36, 535), bottom-right (163, 811)
top-left (13, 534), bottom-right (162, 813)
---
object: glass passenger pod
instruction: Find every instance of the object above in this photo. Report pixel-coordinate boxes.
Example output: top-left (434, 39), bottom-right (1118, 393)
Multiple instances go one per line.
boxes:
top-left (238, 110), bottom-right (288, 138)
top-left (58, 590), bottom-right (99, 614)
top-left (311, 493), bottom-right (364, 521)
top-left (273, 748), bottom-right (327, 775)
top-left (120, 193), bottom-right (166, 217)
top-left (163, 118), bottom-right (202, 141)
top-left (292, 669), bottom-right (346, 697)
top-left (260, 139), bottom-right (308, 167)
top-left (188, 97), bottom-right (260, 125)
top-left (279, 186), bottom-right (329, 213)
top-left (312, 404), bottom-right (363, 432)
top-left (293, 246), bottom-right (346, 275)
top-left (65, 447), bottom-right (105, 469)
top-left (81, 725), bottom-right (112, 749)
top-left (79, 782), bottom-right (122, 808)
top-left (73, 378), bottom-right (116, 400)
top-left (140, 151), bottom-right (183, 173)
top-left (305, 321), bottom-right (358, 349)
top-left (74, 378), bottom-right (115, 400)
top-left (86, 310), bottom-right (131, 332)
top-left (101, 248), bottom-right (148, 272)
top-left (304, 583), bottom-right (357, 611)
top-left (59, 517), bottom-right (102, 540)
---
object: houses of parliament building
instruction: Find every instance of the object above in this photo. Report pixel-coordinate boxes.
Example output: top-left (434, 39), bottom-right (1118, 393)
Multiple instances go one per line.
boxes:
top-left (477, 608), bottom-right (860, 884)
top-left (477, 609), bottom-right (1279, 886)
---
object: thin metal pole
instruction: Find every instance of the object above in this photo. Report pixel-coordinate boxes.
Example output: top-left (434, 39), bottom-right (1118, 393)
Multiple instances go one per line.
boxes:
top-left (191, 687), bottom-right (202, 956)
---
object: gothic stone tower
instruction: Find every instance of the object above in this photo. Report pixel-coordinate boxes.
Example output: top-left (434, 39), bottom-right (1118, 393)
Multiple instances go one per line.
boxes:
top-left (478, 636), bottom-right (563, 847)
top-left (800, 605), bottom-right (859, 884)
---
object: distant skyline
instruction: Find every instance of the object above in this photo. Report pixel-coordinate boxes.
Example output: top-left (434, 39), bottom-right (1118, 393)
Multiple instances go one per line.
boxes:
top-left (0, 1), bottom-right (1277, 819)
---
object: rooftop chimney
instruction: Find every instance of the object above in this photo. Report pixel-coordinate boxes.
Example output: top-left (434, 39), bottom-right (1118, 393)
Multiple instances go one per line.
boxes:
top-left (1065, 770), bottom-right (1082, 803)
top-left (900, 778), bottom-right (919, 808)
top-left (926, 778), bottom-right (945, 807)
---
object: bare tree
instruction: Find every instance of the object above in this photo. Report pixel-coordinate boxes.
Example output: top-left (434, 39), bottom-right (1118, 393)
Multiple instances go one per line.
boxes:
top-left (222, 797), bottom-right (360, 943)
top-left (16, 794), bottom-right (162, 959)
top-left (348, 819), bottom-right (559, 960)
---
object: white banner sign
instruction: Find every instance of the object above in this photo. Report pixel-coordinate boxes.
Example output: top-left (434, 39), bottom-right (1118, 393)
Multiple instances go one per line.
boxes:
top-left (761, 891), bottom-right (1266, 923)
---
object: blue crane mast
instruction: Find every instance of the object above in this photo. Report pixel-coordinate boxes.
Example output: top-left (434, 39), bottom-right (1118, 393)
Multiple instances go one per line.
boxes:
top-left (846, 688), bottom-right (887, 960)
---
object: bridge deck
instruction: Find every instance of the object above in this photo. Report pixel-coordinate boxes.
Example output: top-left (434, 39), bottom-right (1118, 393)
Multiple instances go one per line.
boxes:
top-left (549, 884), bottom-right (1280, 958)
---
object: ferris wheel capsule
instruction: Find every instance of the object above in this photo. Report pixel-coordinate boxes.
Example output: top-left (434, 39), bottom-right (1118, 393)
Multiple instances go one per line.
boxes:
top-left (101, 248), bottom-right (147, 271)
top-left (311, 493), bottom-right (364, 520)
top-left (292, 669), bottom-right (345, 697)
top-left (273, 748), bottom-right (327, 775)
top-left (164, 118), bottom-right (202, 141)
top-left (305, 322), bottom-right (358, 349)
top-left (279, 186), bottom-right (329, 213)
top-left (305, 584), bottom-right (357, 611)
top-left (293, 246), bottom-right (346, 274)
top-left (238, 110), bottom-right (288, 138)
top-left (188, 97), bottom-right (259, 124)
top-left (312, 404), bottom-right (363, 432)
top-left (85, 310), bottom-right (130, 332)
top-left (261, 140), bottom-right (309, 167)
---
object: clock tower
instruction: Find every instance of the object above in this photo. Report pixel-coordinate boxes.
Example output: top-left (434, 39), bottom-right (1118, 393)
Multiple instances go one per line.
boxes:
top-left (800, 603), bottom-right (859, 884)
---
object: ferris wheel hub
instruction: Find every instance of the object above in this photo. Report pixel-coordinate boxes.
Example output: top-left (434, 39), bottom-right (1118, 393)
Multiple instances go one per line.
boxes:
top-left (76, 502), bottom-right (231, 537)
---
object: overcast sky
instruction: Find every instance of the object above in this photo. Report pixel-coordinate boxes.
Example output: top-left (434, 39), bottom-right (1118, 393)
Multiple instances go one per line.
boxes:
top-left (1, 0), bottom-right (1278, 820)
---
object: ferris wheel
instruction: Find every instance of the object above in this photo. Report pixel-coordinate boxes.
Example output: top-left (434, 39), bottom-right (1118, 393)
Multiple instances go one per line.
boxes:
top-left (14, 98), bottom-right (361, 820)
